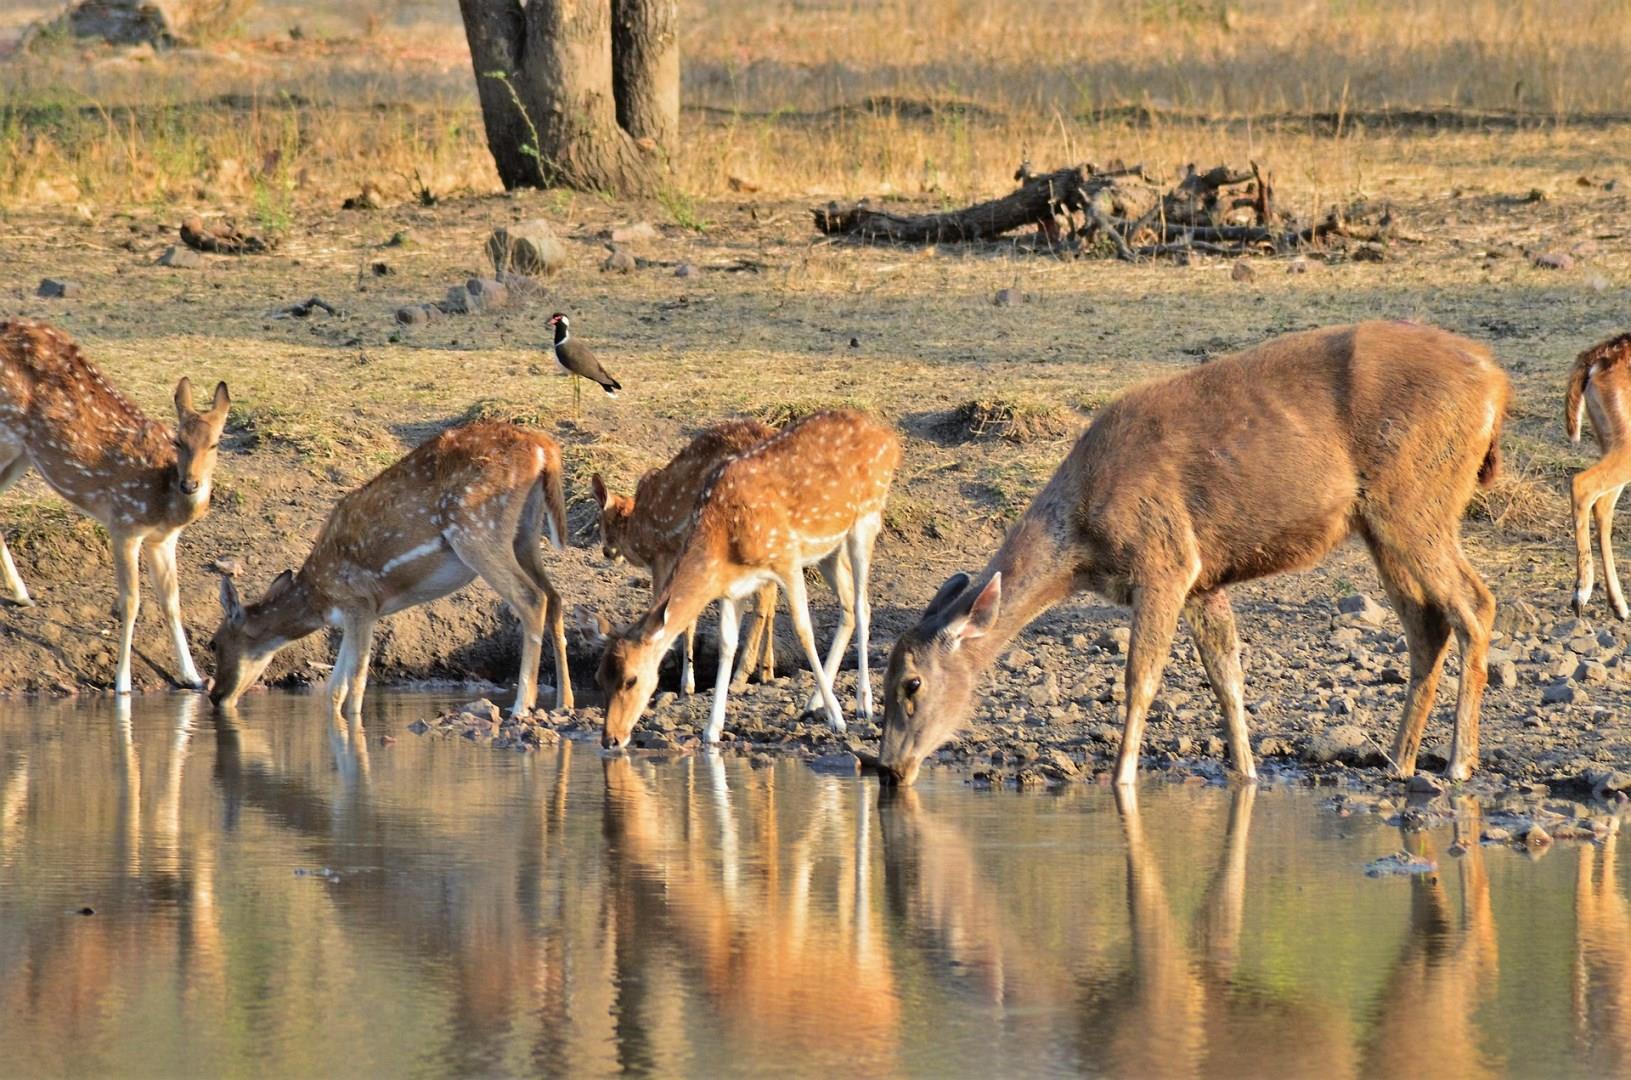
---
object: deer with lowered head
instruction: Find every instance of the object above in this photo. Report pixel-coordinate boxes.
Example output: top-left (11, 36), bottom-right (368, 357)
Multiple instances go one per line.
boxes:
top-left (0, 319), bottom-right (231, 693)
top-left (592, 419), bottom-right (785, 696)
top-left (208, 421), bottom-right (573, 720)
top-left (598, 408), bottom-right (900, 748)
top-left (1565, 332), bottom-right (1631, 619)
top-left (879, 321), bottom-right (1509, 787)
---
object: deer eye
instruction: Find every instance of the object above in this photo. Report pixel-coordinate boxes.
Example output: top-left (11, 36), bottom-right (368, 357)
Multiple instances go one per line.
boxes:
top-left (903, 676), bottom-right (922, 696)
top-left (624, 675), bottom-right (637, 690)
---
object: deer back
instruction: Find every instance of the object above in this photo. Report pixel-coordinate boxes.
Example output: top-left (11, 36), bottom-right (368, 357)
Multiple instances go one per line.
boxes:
top-left (626, 419), bottom-right (776, 564)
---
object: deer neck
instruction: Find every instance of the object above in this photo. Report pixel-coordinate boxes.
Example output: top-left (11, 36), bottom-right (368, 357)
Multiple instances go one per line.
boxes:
top-left (130, 423), bottom-right (208, 527)
top-left (961, 508), bottom-right (1081, 672)
top-left (648, 525), bottom-right (733, 653)
top-left (244, 574), bottom-right (328, 656)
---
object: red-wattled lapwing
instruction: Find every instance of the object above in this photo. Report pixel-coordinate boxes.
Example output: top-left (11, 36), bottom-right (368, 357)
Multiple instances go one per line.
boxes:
top-left (546, 313), bottom-right (621, 415)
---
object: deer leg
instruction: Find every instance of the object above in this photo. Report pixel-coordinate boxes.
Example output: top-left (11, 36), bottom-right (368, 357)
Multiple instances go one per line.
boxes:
top-left (516, 516), bottom-right (573, 711)
top-left (1182, 588), bottom-right (1254, 779)
top-left (785, 568), bottom-right (845, 733)
top-left (111, 533), bottom-right (143, 695)
top-left (327, 618), bottom-right (360, 720)
top-left (731, 583), bottom-right (774, 691)
top-left (1571, 458), bottom-right (1630, 614)
top-left (756, 582), bottom-right (778, 682)
top-left (341, 615), bottom-right (377, 724)
top-left (846, 512), bottom-right (882, 721)
top-left (803, 549), bottom-right (856, 715)
top-left (146, 530), bottom-right (203, 689)
top-left (1440, 558), bottom-right (1495, 782)
top-left (704, 596), bottom-right (742, 743)
top-left (680, 619), bottom-right (698, 695)
top-left (0, 454), bottom-right (33, 606)
top-left (1595, 484), bottom-right (1629, 620)
top-left (1113, 583), bottom-right (1186, 787)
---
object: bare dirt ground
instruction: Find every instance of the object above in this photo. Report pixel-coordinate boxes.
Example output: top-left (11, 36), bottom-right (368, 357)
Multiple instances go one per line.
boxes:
top-left (2, 102), bottom-right (1630, 795)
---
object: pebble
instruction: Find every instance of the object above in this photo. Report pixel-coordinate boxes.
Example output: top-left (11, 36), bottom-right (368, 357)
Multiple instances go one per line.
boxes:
top-left (1542, 681), bottom-right (1588, 706)
top-left (37, 278), bottom-right (81, 298)
top-left (1336, 593), bottom-right (1390, 628)
top-left (157, 245), bottom-right (202, 268)
top-left (1231, 261), bottom-right (1256, 282)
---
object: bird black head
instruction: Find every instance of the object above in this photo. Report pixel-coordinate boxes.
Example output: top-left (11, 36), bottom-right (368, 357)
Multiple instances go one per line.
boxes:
top-left (547, 312), bottom-right (570, 345)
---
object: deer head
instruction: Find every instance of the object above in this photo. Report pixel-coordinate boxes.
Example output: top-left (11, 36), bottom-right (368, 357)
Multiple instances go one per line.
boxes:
top-left (591, 473), bottom-right (635, 563)
top-left (596, 601), bottom-right (670, 748)
top-left (172, 378), bottom-right (231, 501)
top-left (878, 572), bottom-right (1002, 785)
top-left (208, 570), bottom-right (294, 709)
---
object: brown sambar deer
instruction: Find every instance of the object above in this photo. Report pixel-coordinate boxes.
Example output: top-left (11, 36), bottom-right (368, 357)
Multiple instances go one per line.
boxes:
top-left (1565, 332), bottom-right (1631, 619)
top-left (879, 321), bottom-right (1509, 786)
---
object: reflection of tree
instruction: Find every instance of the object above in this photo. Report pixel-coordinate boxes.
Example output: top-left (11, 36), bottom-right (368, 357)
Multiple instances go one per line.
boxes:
top-left (1574, 828), bottom-right (1631, 1075)
top-left (1362, 799), bottom-right (1501, 1080)
top-left (601, 755), bottom-right (900, 1070)
top-left (1079, 785), bottom-right (1358, 1078)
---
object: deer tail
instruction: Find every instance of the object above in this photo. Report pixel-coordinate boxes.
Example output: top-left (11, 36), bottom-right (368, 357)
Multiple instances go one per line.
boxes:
top-left (543, 457), bottom-right (568, 551)
top-left (1566, 352), bottom-right (1592, 444)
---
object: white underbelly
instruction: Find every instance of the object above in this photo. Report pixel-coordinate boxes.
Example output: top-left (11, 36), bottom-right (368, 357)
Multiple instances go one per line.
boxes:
top-left (381, 550), bottom-right (476, 614)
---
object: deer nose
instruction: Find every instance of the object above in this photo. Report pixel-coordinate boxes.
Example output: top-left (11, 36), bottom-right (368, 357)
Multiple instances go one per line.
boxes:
top-left (180, 479), bottom-right (199, 494)
top-left (601, 731), bottom-right (624, 751)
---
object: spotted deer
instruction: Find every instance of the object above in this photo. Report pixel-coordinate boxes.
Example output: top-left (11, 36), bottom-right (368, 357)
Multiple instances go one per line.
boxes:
top-left (592, 420), bottom-right (785, 696)
top-left (208, 421), bottom-right (572, 720)
top-left (1565, 332), bottom-right (1631, 619)
top-left (0, 319), bottom-right (231, 693)
top-left (879, 321), bottom-right (1509, 786)
top-left (598, 409), bottom-right (900, 748)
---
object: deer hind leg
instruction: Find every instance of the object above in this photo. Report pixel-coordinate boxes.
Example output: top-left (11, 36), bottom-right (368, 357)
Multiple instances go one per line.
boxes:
top-left (458, 536), bottom-right (548, 718)
top-left (1114, 580), bottom-right (1189, 787)
top-left (784, 566), bottom-right (845, 733)
top-left (146, 531), bottom-right (203, 689)
top-left (1368, 539), bottom-right (1455, 779)
top-left (0, 454), bottom-right (33, 605)
top-left (803, 547), bottom-right (857, 715)
top-left (1440, 558), bottom-right (1496, 782)
top-left (1595, 484), bottom-right (1629, 620)
top-left (516, 505), bottom-right (573, 711)
top-left (1181, 588), bottom-right (1255, 780)
top-left (328, 614), bottom-right (377, 723)
top-left (845, 511), bottom-right (883, 721)
top-left (1572, 456), bottom-right (1631, 615)
top-left (111, 533), bottom-right (143, 694)
top-left (704, 596), bottom-right (742, 743)
top-left (731, 583), bottom-right (777, 691)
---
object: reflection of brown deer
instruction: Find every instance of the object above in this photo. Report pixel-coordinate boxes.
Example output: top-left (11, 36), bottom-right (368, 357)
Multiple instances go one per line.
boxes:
top-left (601, 755), bottom-right (900, 1066)
top-left (1362, 800), bottom-right (1501, 1079)
top-left (1574, 828), bottom-right (1631, 1075)
top-left (1090, 785), bottom-right (1359, 1078)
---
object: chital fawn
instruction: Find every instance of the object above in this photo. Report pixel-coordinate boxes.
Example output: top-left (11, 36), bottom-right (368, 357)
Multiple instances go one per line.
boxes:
top-left (598, 409), bottom-right (900, 748)
top-left (0, 319), bottom-right (230, 693)
top-left (880, 321), bottom-right (1509, 786)
top-left (209, 421), bottom-right (572, 720)
top-left (1565, 332), bottom-right (1631, 619)
top-left (592, 420), bottom-right (782, 696)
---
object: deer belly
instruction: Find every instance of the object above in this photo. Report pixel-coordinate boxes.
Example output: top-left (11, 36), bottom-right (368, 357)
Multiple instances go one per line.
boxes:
top-left (377, 545), bottom-right (476, 614)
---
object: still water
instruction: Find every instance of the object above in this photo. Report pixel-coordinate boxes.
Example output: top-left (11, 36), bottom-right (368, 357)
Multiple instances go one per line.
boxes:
top-left (1, 692), bottom-right (1627, 1079)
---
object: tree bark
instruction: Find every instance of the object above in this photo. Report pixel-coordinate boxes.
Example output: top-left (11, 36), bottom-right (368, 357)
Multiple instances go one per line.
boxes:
top-left (612, 0), bottom-right (679, 150)
top-left (458, 0), bottom-right (673, 195)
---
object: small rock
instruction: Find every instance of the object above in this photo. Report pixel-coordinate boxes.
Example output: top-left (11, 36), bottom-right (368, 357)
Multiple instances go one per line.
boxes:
top-left (609, 221), bottom-right (658, 243)
top-left (1533, 250), bottom-right (1574, 271)
top-left (1286, 257), bottom-right (1311, 274)
top-left (601, 247), bottom-right (637, 274)
top-left (458, 698), bottom-right (501, 724)
top-left (1489, 660), bottom-right (1519, 688)
top-left (674, 262), bottom-right (696, 278)
top-left (37, 278), bottom-right (81, 299)
top-left (1096, 627), bottom-right (1131, 654)
top-left (809, 751), bottom-right (861, 774)
top-left (487, 220), bottom-right (566, 276)
top-left (157, 245), bottom-right (203, 269)
top-left (1406, 774), bottom-right (1444, 796)
top-left (1303, 723), bottom-right (1373, 765)
top-left (1575, 659), bottom-right (1610, 684)
top-left (1230, 261), bottom-right (1256, 282)
top-left (1495, 599), bottom-right (1541, 636)
top-left (1364, 851), bottom-right (1436, 877)
top-left (395, 304), bottom-right (440, 326)
top-left (1480, 826), bottom-right (1512, 843)
top-left (993, 287), bottom-right (1016, 306)
top-left (1337, 593), bottom-right (1391, 627)
top-left (1523, 824), bottom-right (1553, 847)
top-left (406, 718), bottom-right (431, 734)
top-left (370, 261), bottom-right (393, 277)
top-left (1542, 681), bottom-right (1587, 706)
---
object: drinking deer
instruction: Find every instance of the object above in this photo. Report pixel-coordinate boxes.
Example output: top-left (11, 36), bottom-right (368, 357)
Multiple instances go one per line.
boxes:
top-left (592, 419), bottom-right (783, 696)
top-left (1565, 332), bottom-right (1631, 619)
top-left (208, 421), bottom-right (573, 720)
top-left (879, 321), bottom-right (1509, 787)
top-left (598, 409), bottom-right (900, 748)
top-left (0, 319), bottom-right (231, 693)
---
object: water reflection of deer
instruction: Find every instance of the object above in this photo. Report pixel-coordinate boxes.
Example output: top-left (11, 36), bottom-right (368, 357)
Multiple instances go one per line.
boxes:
top-left (1360, 800), bottom-right (1501, 1079)
top-left (1082, 786), bottom-right (1359, 1078)
top-left (601, 755), bottom-right (899, 1071)
top-left (1574, 826), bottom-right (1631, 1075)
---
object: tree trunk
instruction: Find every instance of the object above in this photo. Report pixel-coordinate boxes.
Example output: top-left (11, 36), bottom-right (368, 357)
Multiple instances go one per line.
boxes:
top-left (612, 0), bottom-right (679, 150)
top-left (458, 0), bottom-right (674, 196)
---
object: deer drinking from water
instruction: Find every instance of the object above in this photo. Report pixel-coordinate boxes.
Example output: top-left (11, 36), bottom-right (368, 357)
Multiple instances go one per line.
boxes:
top-left (1565, 332), bottom-right (1631, 620)
top-left (0, 320), bottom-right (231, 693)
top-left (208, 421), bottom-right (573, 720)
top-left (878, 321), bottom-right (1509, 787)
top-left (598, 409), bottom-right (900, 748)
top-left (593, 420), bottom-right (788, 696)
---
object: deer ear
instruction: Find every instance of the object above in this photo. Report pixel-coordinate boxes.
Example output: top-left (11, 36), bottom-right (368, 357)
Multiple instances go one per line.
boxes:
top-left (264, 569), bottom-right (295, 601)
top-left (219, 575), bottom-right (245, 625)
top-left (591, 473), bottom-right (609, 508)
top-left (642, 598), bottom-right (670, 644)
top-left (174, 377), bottom-right (195, 417)
top-left (941, 573), bottom-right (1001, 648)
top-left (923, 572), bottom-right (971, 622)
top-left (211, 381), bottom-right (231, 414)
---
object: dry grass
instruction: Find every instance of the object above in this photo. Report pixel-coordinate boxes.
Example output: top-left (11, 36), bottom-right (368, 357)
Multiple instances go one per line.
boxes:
top-left (945, 397), bottom-right (1079, 442)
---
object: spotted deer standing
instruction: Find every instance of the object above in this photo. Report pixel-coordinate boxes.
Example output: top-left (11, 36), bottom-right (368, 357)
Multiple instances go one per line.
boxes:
top-left (879, 321), bottom-right (1509, 786)
top-left (208, 421), bottom-right (573, 720)
top-left (592, 420), bottom-right (788, 696)
top-left (0, 319), bottom-right (231, 693)
top-left (1565, 332), bottom-right (1631, 619)
top-left (598, 409), bottom-right (900, 748)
